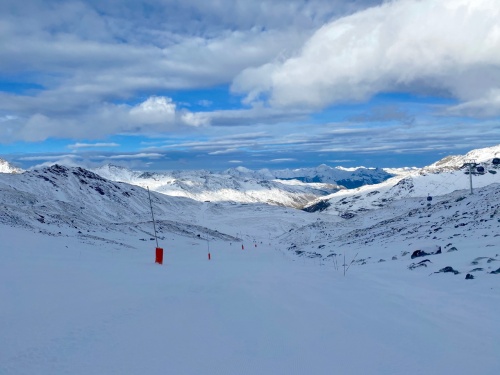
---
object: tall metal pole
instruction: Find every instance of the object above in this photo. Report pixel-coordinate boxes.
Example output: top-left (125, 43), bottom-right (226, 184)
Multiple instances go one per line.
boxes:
top-left (343, 253), bottom-right (346, 277)
top-left (468, 164), bottom-right (473, 195)
top-left (464, 160), bottom-right (476, 195)
top-left (147, 186), bottom-right (159, 248)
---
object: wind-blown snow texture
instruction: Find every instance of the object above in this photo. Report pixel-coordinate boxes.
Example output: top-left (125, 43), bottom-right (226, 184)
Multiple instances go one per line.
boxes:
top-left (1, 145), bottom-right (499, 375)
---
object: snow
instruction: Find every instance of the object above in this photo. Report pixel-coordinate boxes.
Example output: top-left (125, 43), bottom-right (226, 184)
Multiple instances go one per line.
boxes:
top-left (0, 158), bottom-right (23, 174)
top-left (2, 221), bottom-right (499, 375)
top-left (92, 164), bottom-right (340, 208)
top-left (93, 163), bottom-right (390, 207)
top-left (1, 145), bottom-right (500, 374)
top-left (427, 144), bottom-right (500, 170)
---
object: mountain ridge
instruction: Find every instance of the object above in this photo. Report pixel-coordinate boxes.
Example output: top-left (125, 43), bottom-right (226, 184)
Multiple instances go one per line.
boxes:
top-left (92, 163), bottom-right (395, 208)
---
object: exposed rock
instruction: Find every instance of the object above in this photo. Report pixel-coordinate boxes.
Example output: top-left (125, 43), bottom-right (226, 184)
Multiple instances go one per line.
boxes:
top-left (411, 246), bottom-right (442, 259)
top-left (490, 268), bottom-right (500, 274)
top-left (471, 257), bottom-right (489, 265)
top-left (470, 268), bottom-right (484, 272)
top-left (411, 250), bottom-right (430, 259)
top-left (340, 212), bottom-right (356, 219)
top-left (436, 266), bottom-right (460, 275)
top-left (408, 259), bottom-right (431, 270)
top-left (303, 200), bottom-right (330, 213)
top-left (465, 274), bottom-right (475, 280)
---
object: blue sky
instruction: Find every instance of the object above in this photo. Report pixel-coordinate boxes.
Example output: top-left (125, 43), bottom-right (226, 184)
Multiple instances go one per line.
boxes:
top-left (1, 0), bottom-right (499, 171)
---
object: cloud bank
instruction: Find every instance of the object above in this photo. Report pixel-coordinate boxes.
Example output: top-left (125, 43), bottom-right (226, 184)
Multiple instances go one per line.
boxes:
top-left (233, 0), bottom-right (500, 116)
top-left (1, 0), bottom-right (499, 170)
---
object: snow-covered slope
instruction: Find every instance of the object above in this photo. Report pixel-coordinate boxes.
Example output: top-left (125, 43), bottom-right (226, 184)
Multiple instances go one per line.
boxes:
top-left (286, 182), bottom-right (500, 272)
top-left (304, 145), bottom-right (500, 215)
top-left (93, 164), bottom-right (342, 208)
top-left (0, 164), bottom-right (316, 244)
top-left (426, 144), bottom-right (500, 171)
top-left (0, 165), bottom-right (202, 237)
top-left (0, 158), bottom-right (23, 174)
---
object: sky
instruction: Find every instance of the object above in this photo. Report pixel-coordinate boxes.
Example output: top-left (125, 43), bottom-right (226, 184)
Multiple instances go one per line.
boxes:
top-left (1, 0), bottom-right (500, 171)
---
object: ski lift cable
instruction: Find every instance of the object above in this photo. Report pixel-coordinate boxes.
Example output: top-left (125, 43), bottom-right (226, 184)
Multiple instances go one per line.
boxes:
top-left (397, 156), bottom-right (497, 203)
top-left (147, 186), bottom-right (159, 249)
top-left (425, 170), bottom-right (465, 200)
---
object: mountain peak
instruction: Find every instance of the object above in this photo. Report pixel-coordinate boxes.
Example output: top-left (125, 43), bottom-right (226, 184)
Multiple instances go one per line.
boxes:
top-left (427, 144), bottom-right (500, 171)
top-left (0, 158), bottom-right (23, 174)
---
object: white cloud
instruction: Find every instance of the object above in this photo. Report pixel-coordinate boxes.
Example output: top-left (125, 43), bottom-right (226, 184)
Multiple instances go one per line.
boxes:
top-left (129, 97), bottom-right (176, 124)
top-left (197, 100), bottom-right (213, 107)
top-left (233, 0), bottom-right (500, 116)
top-left (208, 148), bottom-right (239, 155)
top-left (269, 158), bottom-right (297, 163)
top-left (180, 112), bottom-right (210, 127)
top-left (108, 153), bottom-right (163, 160)
top-left (328, 159), bottom-right (354, 163)
top-left (68, 142), bottom-right (120, 149)
top-left (0, 115), bottom-right (17, 122)
top-left (29, 156), bottom-right (84, 169)
top-left (0, 96), bottom-right (204, 142)
top-left (19, 154), bottom-right (79, 161)
top-left (446, 89), bottom-right (500, 117)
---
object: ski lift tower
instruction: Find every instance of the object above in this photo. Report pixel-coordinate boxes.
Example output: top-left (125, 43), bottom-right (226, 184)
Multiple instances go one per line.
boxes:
top-left (463, 159), bottom-right (476, 195)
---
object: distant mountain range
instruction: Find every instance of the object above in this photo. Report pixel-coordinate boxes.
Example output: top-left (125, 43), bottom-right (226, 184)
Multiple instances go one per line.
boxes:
top-left (224, 164), bottom-right (393, 188)
top-left (91, 164), bottom-right (394, 208)
top-left (1, 144), bottom-right (499, 210)
top-left (91, 165), bottom-right (340, 208)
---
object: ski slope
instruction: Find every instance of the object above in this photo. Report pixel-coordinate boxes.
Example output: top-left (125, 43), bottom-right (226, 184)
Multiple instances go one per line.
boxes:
top-left (1, 206), bottom-right (499, 374)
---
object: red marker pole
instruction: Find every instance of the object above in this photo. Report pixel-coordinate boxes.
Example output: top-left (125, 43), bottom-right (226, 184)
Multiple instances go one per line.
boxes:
top-left (156, 247), bottom-right (163, 264)
top-left (148, 186), bottom-right (162, 265)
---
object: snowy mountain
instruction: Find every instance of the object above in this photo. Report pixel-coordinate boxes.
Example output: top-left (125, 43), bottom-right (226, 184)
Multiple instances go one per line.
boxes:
top-left (0, 164), bottom-right (311, 244)
top-left (225, 164), bottom-right (393, 188)
top-left (93, 164), bottom-right (343, 208)
top-left (426, 144), bottom-right (500, 171)
top-left (0, 158), bottom-right (23, 174)
top-left (0, 164), bottom-right (201, 238)
top-left (304, 145), bottom-right (500, 215)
